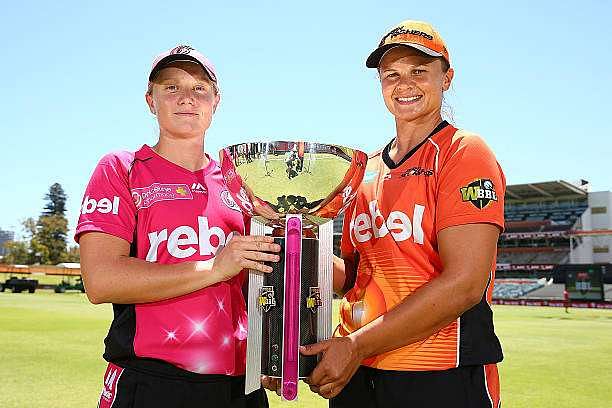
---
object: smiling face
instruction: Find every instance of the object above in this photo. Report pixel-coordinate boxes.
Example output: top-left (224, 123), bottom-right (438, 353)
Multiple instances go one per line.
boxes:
top-left (378, 46), bottom-right (453, 123)
top-left (145, 61), bottom-right (220, 139)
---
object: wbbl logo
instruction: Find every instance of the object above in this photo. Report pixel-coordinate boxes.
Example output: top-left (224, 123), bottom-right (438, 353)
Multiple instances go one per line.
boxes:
top-left (460, 179), bottom-right (498, 209)
top-left (258, 286), bottom-right (276, 312)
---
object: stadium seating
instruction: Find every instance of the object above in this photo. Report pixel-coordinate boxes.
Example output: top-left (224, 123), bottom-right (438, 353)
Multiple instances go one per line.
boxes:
top-left (531, 251), bottom-right (569, 264)
top-left (497, 252), bottom-right (537, 264)
top-left (497, 246), bottom-right (569, 264)
top-left (493, 278), bottom-right (547, 299)
top-left (504, 220), bottom-right (548, 233)
top-left (498, 199), bottom-right (586, 266)
top-left (504, 201), bottom-right (588, 224)
top-left (495, 182), bottom-right (601, 300)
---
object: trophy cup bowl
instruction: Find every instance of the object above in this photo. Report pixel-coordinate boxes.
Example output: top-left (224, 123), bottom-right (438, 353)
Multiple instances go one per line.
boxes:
top-left (219, 142), bottom-right (367, 400)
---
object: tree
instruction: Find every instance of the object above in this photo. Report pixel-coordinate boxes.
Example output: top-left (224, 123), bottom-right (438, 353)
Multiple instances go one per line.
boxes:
top-left (36, 183), bottom-right (70, 264)
top-left (64, 245), bottom-right (80, 263)
top-left (3, 240), bottom-right (30, 264)
top-left (43, 183), bottom-right (67, 216)
top-left (3, 183), bottom-right (74, 265)
top-left (35, 215), bottom-right (68, 264)
top-left (2, 217), bottom-right (49, 264)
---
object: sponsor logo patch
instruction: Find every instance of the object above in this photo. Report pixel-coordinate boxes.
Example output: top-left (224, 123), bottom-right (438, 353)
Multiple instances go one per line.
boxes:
top-left (258, 286), bottom-right (276, 312)
top-left (81, 196), bottom-right (120, 215)
top-left (401, 167), bottom-right (434, 177)
top-left (171, 45), bottom-right (194, 55)
top-left (99, 363), bottom-right (123, 408)
top-left (306, 287), bottom-right (322, 313)
top-left (460, 179), bottom-right (498, 209)
top-left (351, 200), bottom-right (425, 244)
top-left (191, 182), bottom-right (207, 194)
top-left (380, 26), bottom-right (434, 46)
top-left (131, 183), bottom-right (193, 209)
top-left (146, 216), bottom-right (238, 261)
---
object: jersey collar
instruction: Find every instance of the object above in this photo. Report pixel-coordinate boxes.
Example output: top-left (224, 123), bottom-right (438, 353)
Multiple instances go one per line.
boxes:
top-left (135, 144), bottom-right (156, 161)
top-left (382, 120), bottom-right (449, 169)
top-left (134, 144), bottom-right (217, 175)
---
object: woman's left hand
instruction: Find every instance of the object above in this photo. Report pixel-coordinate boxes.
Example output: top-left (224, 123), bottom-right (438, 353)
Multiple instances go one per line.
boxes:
top-left (301, 336), bottom-right (363, 399)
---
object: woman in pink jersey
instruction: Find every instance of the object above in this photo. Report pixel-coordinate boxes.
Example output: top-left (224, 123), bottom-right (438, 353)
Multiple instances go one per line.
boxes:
top-left (76, 45), bottom-right (279, 408)
top-left (299, 21), bottom-right (505, 407)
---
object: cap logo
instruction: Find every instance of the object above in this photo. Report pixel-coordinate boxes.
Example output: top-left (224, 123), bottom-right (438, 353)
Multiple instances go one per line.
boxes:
top-left (379, 26), bottom-right (434, 46)
top-left (171, 45), bottom-right (194, 55)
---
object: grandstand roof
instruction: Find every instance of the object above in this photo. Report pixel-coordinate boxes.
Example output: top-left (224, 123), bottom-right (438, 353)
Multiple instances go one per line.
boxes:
top-left (506, 180), bottom-right (588, 202)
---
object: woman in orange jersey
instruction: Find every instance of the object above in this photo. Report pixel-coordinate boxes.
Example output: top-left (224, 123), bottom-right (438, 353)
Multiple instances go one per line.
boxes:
top-left (301, 20), bottom-right (505, 408)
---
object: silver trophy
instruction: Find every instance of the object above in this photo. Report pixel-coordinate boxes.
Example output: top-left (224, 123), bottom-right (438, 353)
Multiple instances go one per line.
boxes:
top-left (219, 142), bottom-right (367, 401)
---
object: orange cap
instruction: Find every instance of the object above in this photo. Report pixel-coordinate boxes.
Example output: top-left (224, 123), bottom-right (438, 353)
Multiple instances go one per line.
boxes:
top-left (366, 20), bottom-right (450, 68)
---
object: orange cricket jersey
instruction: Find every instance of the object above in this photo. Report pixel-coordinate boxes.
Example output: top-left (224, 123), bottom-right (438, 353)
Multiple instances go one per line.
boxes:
top-left (338, 121), bottom-right (505, 371)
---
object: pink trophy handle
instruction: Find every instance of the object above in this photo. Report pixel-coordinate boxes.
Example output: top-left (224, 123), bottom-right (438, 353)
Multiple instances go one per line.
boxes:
top-left (282, 216), bottom-right (301, 400)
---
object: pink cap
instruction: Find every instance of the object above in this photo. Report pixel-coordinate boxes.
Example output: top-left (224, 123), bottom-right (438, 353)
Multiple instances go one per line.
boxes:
top-left (149, 45), bottom-right (218, 84)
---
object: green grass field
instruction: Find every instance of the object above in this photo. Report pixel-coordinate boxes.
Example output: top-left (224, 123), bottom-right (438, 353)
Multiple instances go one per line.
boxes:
top-left (1, 292), bottom-right (611, 407)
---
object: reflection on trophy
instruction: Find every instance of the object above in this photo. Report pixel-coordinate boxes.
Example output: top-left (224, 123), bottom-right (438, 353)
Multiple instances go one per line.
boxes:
top-left (219, 142), bottom-right (367, 401)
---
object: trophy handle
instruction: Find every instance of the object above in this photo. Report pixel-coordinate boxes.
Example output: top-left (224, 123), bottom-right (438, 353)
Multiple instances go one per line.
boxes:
top-left (245, 218), bottom-right (267, 395)
top-left (317, 218), bottom-right (333, 342)
top-left (281, 214), bottom-right (302, 401)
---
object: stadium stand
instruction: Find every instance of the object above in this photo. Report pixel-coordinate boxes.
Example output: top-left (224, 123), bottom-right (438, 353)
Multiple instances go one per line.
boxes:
top-left (492, 278), bottom-right (548, 299)
top-left (498, 180), bottom-right (588, 268)
top-left (494, 180), bottom-right (612, 307)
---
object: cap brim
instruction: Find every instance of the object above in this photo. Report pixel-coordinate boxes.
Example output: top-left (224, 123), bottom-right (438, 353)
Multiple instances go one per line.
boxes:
top-left (149, 54), bottom-right (216, 82)
top-left (366, 43), bottom-right (443, 68)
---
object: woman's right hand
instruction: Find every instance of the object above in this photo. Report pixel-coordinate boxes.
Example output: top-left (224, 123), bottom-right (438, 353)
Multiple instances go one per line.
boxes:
top-left (211, 234), bottom-right (281, 281)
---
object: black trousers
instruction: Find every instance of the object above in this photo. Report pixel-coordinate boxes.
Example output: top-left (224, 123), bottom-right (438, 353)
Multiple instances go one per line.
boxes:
top-left (97, 363), bottom-right (268, 408)
top-left (330, 365), bottom-right (501, 408)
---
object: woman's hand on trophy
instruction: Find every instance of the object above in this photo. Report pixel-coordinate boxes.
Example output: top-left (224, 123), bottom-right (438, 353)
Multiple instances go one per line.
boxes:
top-left (211, 234), bottom-right (281, 281)
top-left (261, 375), bottom-right (281, 396)
top-left (301, 336), bottom-right (363, 399)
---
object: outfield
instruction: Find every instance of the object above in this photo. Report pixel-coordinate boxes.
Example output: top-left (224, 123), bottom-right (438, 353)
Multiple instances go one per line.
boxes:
top-left (1, 292), bottom-right (611, 407)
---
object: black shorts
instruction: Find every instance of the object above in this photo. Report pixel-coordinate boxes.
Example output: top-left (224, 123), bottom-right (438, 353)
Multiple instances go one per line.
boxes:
top-left (330, 364), bottom-right (501, 408)
top-left (97, 363), bottom-right (268, 408)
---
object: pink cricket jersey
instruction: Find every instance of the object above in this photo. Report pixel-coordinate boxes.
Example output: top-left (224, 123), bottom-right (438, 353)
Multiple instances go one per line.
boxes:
top-left (76, 144), bottom-right (248, 376)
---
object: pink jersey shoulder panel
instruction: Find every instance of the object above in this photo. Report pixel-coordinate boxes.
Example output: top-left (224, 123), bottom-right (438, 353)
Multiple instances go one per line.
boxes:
top-left (75, 151), bottom-right (137, 243)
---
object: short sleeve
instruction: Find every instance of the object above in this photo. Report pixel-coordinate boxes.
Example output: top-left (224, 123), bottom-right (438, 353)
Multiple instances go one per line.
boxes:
top-left (75, 153), bottom-right (137, 243)
top-left (435, 131), bottom-right (505, 234)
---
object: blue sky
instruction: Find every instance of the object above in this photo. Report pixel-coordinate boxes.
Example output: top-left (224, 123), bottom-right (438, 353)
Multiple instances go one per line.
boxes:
top-left (1, 1), bottom-right (611, 238)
